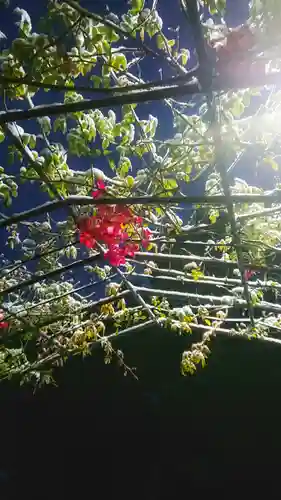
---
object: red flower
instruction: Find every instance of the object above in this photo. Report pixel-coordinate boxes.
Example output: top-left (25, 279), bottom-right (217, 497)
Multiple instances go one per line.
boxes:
top-left (92, 179), bottom-right (106, 199)
top-left (214, 25), bottom-right (255, 58)
top-left (79, 231), bottom-right (96, 249)
top-left (214, 25), bottom-right (267, 84)
top-left (0, 311), bottom-right (8, 330)
top-left (134, 216), bottom-right (143, 225)
top-left (244, 269), bottom-right (256, 280)
top-left (142, 227), bottom-right (152, 249)
top-left (124, 242), bottom-right (139, 257)
top-left (77, 202), bottom-right (152, 266)
top-left (77, 216), bottom-right (95, 233)
top-left (104, 245), bottom-right (126, 266)
top-left (97, 179), bottom-right (105, 190)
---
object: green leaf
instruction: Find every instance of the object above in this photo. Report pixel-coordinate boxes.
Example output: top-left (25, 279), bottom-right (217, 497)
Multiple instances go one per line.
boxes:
top-left (163, 178), bottom-right (178, 191)
top-left (179, 48), bottom-right (190, 66)
top-left (108, 158), bottom-right (115, 170)
top-left (156, 34), bottom-right (165, 50)
top-left (126, 176), bottom-right (134, 188)
top-left (215, 0), bottom-right (226, 11)
top-left (102, 138), bottom-right (110, 150)
top-left (8, 151), bottom-right (15, 165)
top-left (191, 269), bottom-right (205, 281)
top-left (39, 116), bottom-right (51, 135)
top-left (111, 53), bottom-right (127, 71)
top-left (29, 134), bottom-right (36, 149)
top-left (70, 246), bottom-right (77, 259)
top-left (118, 157), bottom-right (132, 177)
top-left (209, 209), bottom-right (219, 224)
top-left (0, 129), bottom-right (4, 143)
top-left (14, 8), bottom-right (32, 35)
top-left (54, 117), bottom-right (67, 134)
top-left (90, 75), bottom-right (101, 89)
top-left (131, 0), bottom-right (145, 14)
top-left (242, 90), bottom-right (251, 107)
top-left (263, 157), bottom-right (279, 171)
top-left (22, 134), bottom-right (30, 146)
top-left (230, 98), bottom-right (245, 118)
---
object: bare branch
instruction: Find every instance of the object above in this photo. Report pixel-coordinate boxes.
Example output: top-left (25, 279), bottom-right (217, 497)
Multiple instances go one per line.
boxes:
top-left (134, 252), bottom-right (279, 273)
top-left (135, 286), bottom-right (281, 314)
top-left (0, 81), bottom-right (200, 125)
top-left (144, 267), bottom-right (281, 290)
top-left (1, 193), bottom-right (281, 228)
top-left (0, 253), bottom-right (101, 296)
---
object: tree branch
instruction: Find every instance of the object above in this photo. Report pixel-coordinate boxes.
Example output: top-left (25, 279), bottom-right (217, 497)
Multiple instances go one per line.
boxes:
top-left (214, 100), bottom-right (255, 327)
top-left (132, 272), bottom-right (281, 291)
top-left (0, 81), bottom-right (200, 125)
top-left (134, 252), bottom-right (280, 273)
top-left (237, 205), bottom-right (281, 222)
top-left (3, 273), bottom-right (119, 322)
top-left (135, 286), bottom-right (281, 314)
top-left (1, 193), bottom-right (281, 228)
top-left (0, 253), bottom-right (101, 296)
top-left (0, 70), bottom-right (199, 95)
top-left (95, 241), bottom-right (156, 322)
top-left (2, 290), bottom-right (131, 343)
top-left (145, 267), bottom-right (281, 290)
top-left (0, 69), bottom-right (280, 125)
top-left (63, 0), bottom-right (136, 38)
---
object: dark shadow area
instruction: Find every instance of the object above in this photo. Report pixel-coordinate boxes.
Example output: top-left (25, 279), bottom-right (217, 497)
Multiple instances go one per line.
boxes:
top-left (1, 327), bottom-right (281, 497)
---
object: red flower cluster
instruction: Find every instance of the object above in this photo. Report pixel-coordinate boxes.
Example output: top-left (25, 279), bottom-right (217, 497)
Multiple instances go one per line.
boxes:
top-left (77, 181), bottom-right (152, 266)
top-left (212, 25), bottom-right (255, 59)
top-left (0, 310), bottom-right (8, 330)
top-left (213, 25), bottom-right (266, 83)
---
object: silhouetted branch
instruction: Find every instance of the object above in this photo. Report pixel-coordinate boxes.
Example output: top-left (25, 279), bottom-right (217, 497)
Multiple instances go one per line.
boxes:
top-left (1, 193), bottom-right (281, 228)
top-left (1, 290), bottom-right (130, 344)
top-left (135, 286), bottom-right (281, 314)
top-left (1, 73), bottom-right (280, 126)
top-left (0, 81), bottom-right (200, 125)
top-left (0, 253), bottom-right (101, 296)
top-left (237, 205), bottom-right (281, 222)
top-left (214, 101), bottom-right (255, 327)
top-left (132, 272), bottom-right (281, 291)
top-left (0, 240), bottom-right (79, 276)
top-left (134, 252), bottom-right (279, 273)
top-left (145, 267), bottom-right (281, 289)
top-left (3, 274), bottom-right (118, 322)
top-left (0, 71), bottom-right (198, 94)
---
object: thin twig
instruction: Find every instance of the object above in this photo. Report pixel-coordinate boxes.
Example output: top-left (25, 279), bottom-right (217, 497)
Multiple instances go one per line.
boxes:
top-left (95, 242), bottom-right (156, 322)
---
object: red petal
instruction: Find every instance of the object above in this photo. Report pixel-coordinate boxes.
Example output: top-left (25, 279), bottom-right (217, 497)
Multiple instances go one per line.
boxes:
top-left (91, 190), bottom-right (103, 199)
top-left (97, 179), bottom-right (106, 190)
top-left (134, 216), bottom-right (143, 224)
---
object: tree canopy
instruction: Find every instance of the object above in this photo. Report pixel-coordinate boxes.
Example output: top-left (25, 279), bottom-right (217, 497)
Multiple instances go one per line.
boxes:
top-left (1, 0), bottom-right (281, 388)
